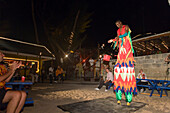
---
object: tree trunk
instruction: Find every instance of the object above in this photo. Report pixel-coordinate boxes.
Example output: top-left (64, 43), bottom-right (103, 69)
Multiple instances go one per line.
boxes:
top-left (31, 0), bottom-right (39, 44)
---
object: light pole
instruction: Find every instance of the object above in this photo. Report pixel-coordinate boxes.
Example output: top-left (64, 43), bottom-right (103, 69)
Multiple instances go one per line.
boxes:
top-left (39, 52), bottom-right (42, 82)
top-left (99, 55), bottom-right (102, 79)
top-left (65, 54), bottom-right (68, 58)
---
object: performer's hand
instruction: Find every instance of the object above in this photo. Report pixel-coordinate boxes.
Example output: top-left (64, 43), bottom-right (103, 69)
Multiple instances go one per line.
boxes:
top-left (115, 36), bottom-right (119, 41)
top-left (108, 39), bottom-right (113, 43)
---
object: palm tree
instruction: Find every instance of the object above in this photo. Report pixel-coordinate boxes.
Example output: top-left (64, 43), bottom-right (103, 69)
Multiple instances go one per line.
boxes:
top-left (31, 0), bottom-right (39, 44)
top-left (34, 0), bottom-right (92, 64)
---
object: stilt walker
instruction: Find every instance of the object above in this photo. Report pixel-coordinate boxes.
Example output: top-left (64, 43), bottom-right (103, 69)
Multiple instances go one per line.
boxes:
top-left (108, 20), bottom-right (137, 106)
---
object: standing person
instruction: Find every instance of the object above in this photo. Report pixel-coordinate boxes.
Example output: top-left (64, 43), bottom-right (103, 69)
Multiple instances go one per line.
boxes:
top-left (76, 62), bottom-right (83, 79)
top-left (89, 57), bottom-right (94, 70)
top-left (56, 66), bottom-right (64, 83)
top-left (49, 64), bottom-right (54, 85)
top-left (0, 51), bottom-right (27, 113)
top-left (41, 66), bottom-right (45, 83)
top-left (94, 59), bottom-right (100, 79)
top-left (100, 63), bottom-right (106, 81)
top-left (95, 68), bottom-right (113, 91)
top-left (108, 20), bottom-right (137, 106)
top-left (30, 64), bottom-right (38, 84)
top-left (101, 63), bottom-right (109, 81)
top-left (109, 61), bottom-right (114, 73)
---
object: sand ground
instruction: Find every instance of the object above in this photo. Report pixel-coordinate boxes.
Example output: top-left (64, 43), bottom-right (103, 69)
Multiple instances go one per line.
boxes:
top-left (1, 80), bottom-right (170, 113)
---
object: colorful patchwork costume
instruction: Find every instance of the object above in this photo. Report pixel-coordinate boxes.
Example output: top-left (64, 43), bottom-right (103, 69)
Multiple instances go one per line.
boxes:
top-left (0, 62), bottom-right (9, 107)
top-left (113, 25), bottom-right (137, 105)
top-left (0, 62), bottom-right (8, 89)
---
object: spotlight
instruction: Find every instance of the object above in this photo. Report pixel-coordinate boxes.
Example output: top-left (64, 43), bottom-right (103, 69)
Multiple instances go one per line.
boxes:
top-left (65, 54), bottom-right (68, 58)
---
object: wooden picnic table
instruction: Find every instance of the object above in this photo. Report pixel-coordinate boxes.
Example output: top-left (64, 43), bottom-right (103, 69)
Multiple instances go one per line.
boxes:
top-left (5, 81), bottom-right (34, 106)
top-left (6, 81), bottom-right (33, 90)
top-left (136, 78), bottom-right (170, 97)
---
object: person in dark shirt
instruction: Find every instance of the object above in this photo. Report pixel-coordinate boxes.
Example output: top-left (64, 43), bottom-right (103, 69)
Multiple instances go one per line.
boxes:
top-left (30, 64), bottom-right (38, 83)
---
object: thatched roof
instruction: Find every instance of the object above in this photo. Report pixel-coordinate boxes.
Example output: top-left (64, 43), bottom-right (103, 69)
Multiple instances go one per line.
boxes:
top-left (132, 31), bottom-right (170, 56)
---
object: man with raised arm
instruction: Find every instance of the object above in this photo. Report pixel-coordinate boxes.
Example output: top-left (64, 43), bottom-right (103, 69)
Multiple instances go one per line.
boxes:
top-left (108, 20), bottom-right (137, 106)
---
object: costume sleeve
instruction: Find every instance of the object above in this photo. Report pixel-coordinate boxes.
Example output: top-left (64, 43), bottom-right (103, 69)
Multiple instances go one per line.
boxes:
top-left (119, 32), bottom-right (128, 38)
top-left (127, 30), bottom-right (134, 53)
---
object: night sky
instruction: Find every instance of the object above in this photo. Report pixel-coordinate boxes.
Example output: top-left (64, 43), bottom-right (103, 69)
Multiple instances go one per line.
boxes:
top-left (0, 0), bottom-right (170, 49)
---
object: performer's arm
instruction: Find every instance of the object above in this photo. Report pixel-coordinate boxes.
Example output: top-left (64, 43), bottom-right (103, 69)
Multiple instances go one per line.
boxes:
top-left (108, 38), bottom-right (117, 43)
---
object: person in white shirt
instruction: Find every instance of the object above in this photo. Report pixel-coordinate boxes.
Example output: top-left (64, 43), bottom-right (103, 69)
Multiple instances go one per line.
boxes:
top-left (137, 69), bottom-right (148, 93)
top-left (95, 68), bottom-right (113, 92)
top-left (49, 65), bottom-right (54, 85)
top-left (89, 57), bottom-right (94, 71)
top-left (94, 60), bottom-right (100, 79)
top-left (30, 64), bottom-right (38, 83)
top-left (89, 57), bottom-right (94, 67)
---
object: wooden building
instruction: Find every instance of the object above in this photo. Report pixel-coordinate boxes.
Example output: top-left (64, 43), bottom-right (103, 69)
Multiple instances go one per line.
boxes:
top-left (0, 37), bottom-right (55, 78)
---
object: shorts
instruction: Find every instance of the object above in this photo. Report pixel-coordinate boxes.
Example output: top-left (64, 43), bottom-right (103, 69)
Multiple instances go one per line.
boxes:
top-left (0, 88), bottom-right (7, 107)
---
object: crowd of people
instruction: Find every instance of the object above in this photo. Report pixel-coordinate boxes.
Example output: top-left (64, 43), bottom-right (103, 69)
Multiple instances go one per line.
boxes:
top-left (74, 57), bottom-right (114, 80)
top-left (48, 64), bottom-right (65, 85)
top-left (0, 50), bottom-right (66, 112)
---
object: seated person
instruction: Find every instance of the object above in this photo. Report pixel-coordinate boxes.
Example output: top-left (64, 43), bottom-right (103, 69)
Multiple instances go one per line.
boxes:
top-left (95, 68), bottom-right (113, 92)
top-left (0, 51), bottom-right (27, 113)
top-left (137, 69), bottom-right (148, 93)
top-left (56, 66), bottom-right (64, 83)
